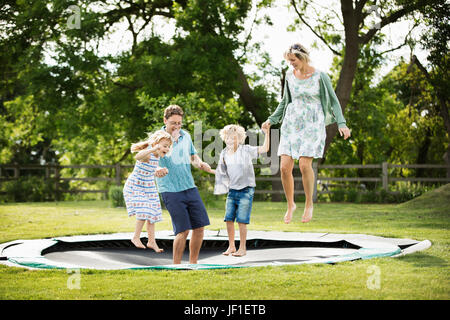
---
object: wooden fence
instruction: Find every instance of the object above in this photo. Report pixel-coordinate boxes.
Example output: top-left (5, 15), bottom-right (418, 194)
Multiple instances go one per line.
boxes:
top-left (1, 162), bottom-right (449, 201)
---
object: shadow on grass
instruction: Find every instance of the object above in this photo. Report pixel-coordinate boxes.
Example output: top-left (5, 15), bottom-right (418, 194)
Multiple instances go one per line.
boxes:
top-left (396, 252), bottom-right (448, 268)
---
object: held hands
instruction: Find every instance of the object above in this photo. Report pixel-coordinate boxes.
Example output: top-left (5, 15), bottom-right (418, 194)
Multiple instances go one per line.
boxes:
top-left (261, 123), bottom-right (270, 135)
top-left (155, 167), bottom-right (168, 178)
top-left (339, 127), bottom-right (351, 140)
top-left (199, 161), bottom-right (215, 174)
top-left (262, 120), bottom-right (271, 131)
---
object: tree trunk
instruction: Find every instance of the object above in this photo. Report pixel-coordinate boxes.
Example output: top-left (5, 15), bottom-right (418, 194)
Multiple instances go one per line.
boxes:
top-left (236, 64), bottom-right (265, 126)
top-left (321, 0), bottom-right (360, 163)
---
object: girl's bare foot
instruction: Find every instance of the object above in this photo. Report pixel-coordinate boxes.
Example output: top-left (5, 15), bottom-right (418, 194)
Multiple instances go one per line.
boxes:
top-left (284, 203), bottom-right (296, 224)
top-left (232, 249), bottom-right (246, 257)
top-left (131, 238), bottom-right (146, 249)
top-left (223, 247), bottom-right (236, 256)
top-left (147, 241), bottom-right (164, 253)
top-left (302, 206), bottom-right (313, 223)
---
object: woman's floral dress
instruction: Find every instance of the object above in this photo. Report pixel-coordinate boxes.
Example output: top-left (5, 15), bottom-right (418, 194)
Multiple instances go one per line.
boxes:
top-left (278, 70), bottom-right (326, 159)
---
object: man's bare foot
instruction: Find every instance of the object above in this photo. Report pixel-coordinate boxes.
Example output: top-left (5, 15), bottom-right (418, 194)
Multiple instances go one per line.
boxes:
top-left (284, 203), bottom-right (296, 224)
top-left (131, 238), bottom-right (146, 249)
top-left (302, 206), bottom-right (313, 223)
top-left (147, 241), bottom-right (164, 253)
top-left (232, 249), bottom-right (246, 257)
top-left (223, 247), bottom-right (236, 256)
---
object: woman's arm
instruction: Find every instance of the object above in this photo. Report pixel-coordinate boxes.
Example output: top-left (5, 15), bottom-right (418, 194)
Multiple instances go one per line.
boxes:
top-left (267, 79), bottom-right (290, 125)
top-left (322, 72), bottom-right (347, 128)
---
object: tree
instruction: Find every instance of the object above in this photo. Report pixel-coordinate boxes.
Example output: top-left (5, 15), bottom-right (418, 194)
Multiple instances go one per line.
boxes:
top-left (1, 0), bottom-right (274, 167)
top-left (409, 1), bottom-right (449, 175)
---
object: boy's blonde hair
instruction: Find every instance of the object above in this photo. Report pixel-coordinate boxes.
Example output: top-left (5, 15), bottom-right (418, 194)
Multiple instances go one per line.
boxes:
top-left (219, 124), bottom-right (246, 145)
top-left (131, 130), bottom-right (173, 153)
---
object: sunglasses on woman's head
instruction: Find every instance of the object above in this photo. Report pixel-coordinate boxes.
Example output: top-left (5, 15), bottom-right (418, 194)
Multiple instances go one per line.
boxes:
top-left (291, 44), bottom-right (305, 53)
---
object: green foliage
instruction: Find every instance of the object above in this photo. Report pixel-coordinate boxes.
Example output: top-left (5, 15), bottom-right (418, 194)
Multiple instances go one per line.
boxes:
top-left (1, 176), bottom-right (63, 203)
top-left (108, 185), bottom-right (125, 208)
top-left (326, 182), bottom-right (433, 204)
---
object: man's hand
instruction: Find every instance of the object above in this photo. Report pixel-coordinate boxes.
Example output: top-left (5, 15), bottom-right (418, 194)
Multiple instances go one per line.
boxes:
top-left (155, 167), bottom-right (169, 178)
top-left (199, 161), bottom-right (215, 174)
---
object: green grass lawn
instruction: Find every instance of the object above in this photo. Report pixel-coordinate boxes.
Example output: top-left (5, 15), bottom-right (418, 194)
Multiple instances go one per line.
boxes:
top-left (0, 185), bottom-right (449, 300)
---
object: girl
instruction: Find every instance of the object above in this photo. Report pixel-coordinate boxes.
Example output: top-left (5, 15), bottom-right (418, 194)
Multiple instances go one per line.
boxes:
top-left (123, 130), bottom-right (172, 252)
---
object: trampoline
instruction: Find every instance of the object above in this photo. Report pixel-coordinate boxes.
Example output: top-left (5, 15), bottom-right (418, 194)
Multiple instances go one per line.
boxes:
top-left (0, 230), bottom-right (431, 270)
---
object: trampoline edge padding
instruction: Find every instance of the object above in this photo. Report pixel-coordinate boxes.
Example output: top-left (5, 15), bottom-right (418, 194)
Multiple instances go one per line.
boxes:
top-left (0, 231), bottom-right (430, 270)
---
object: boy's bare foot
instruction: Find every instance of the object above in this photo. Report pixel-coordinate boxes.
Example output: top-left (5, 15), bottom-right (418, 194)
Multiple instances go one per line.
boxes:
top-left (284, 203), bottom-right (296, 224)
top-left (131, 238), bottom-right (146, 249)
top-left (232, 249), bottom-right (246, 257)
top-left (223, 247), bottom-right (236, 256)
top-left (147, 241), bottom-right (164, 253)
top-left (302, 206), bottom-right (313, 223)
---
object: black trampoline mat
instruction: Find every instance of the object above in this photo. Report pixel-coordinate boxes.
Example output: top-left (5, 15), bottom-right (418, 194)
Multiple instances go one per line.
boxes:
top-left (43, 246), bottom-right (357, 269)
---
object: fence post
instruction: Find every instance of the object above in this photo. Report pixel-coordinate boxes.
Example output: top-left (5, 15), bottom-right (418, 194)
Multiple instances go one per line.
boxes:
top-left (54, 165), bottom-right (60, 201)
top-left (14, 164), bottom-right (19, 179)
top-left (382, 162), bottom-right (389, 191)
top-left (115, 163), bottom-right (121, 186)
top-left (313, 162), bottom-right (318, 202)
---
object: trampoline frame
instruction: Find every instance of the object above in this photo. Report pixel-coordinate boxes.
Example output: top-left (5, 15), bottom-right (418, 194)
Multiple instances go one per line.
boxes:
top-left (0, 230), bottom-right (431, 270)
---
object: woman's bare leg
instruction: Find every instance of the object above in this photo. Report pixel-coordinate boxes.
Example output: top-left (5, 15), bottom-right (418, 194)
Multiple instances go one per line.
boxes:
top-left (280, 155), bottom-right (296, 223)
top-left (299, 157), bottom-right (314, 223)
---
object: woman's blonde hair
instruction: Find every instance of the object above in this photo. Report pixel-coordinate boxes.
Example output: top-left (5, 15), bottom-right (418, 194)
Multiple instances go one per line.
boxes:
top-left (283, 43), bottom-right (311, 64)
top-left (219, 124), bottom-right (246, 145)
top-left (130, 130), bottom-right (173, 153)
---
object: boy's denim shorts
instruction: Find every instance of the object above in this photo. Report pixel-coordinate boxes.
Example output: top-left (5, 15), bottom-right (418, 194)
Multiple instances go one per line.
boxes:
top-left (224, 186), bottom-right (255, 224)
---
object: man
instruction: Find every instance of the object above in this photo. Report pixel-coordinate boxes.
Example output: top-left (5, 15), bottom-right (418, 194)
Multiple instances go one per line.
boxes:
top-left (155, 105), bottom-right (214, 264)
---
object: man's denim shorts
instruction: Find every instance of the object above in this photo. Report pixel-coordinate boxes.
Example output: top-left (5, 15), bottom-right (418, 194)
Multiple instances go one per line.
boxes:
top-left (224, 186), bottom-right (255, 224)
top-left (161, 187), bottom-right (210, 235)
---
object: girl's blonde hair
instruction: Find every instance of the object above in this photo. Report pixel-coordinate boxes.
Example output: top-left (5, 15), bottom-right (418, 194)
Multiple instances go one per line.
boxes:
top-left (219, 124), bottom-right (246, 145)
top-left (283, 43), bottom-right (311, 64)
top-left (130, 130), bottom-right (173, 153)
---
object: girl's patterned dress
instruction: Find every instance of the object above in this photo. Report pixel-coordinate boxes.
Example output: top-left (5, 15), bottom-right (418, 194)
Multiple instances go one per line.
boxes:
top-left (123, 152), bottom-right (162, 222)
top-left (278, 70), bottom-right (326, 159)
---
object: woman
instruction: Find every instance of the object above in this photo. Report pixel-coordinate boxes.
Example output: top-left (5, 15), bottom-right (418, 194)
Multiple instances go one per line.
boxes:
top-left (262, 43), bottom-right (351, 224)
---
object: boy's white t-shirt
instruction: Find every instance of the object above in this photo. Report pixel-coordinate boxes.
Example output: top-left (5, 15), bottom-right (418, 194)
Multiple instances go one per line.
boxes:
top-left (214, 144), bottom-right (259, 194)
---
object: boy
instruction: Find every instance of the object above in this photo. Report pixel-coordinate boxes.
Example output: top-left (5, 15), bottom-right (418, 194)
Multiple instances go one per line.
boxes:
top-left (213, 125), bottom-right (270, 256)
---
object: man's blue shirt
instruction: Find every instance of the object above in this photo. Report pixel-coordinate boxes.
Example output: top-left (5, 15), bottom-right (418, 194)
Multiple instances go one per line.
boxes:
top-left (156, 127), bottom-right (197, 193)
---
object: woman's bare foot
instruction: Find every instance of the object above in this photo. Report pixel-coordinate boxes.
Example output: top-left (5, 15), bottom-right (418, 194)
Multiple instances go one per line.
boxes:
top-left (223, 246), bottom-right (236, 256)
top-left (131, 238), bottom-right (146, 249)
top-left (232, 249), bottom-right (246, 257)
top-left (302, 206), bottom-right (313, 223)
top-left (147, 241), bottom-right (164, 253)
top-left (284, 203), bottom-right (297, 224)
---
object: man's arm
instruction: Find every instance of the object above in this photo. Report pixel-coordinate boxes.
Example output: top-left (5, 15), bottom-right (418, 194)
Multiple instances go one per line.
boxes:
top-left (191, 154), bottom-right (214, 174)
